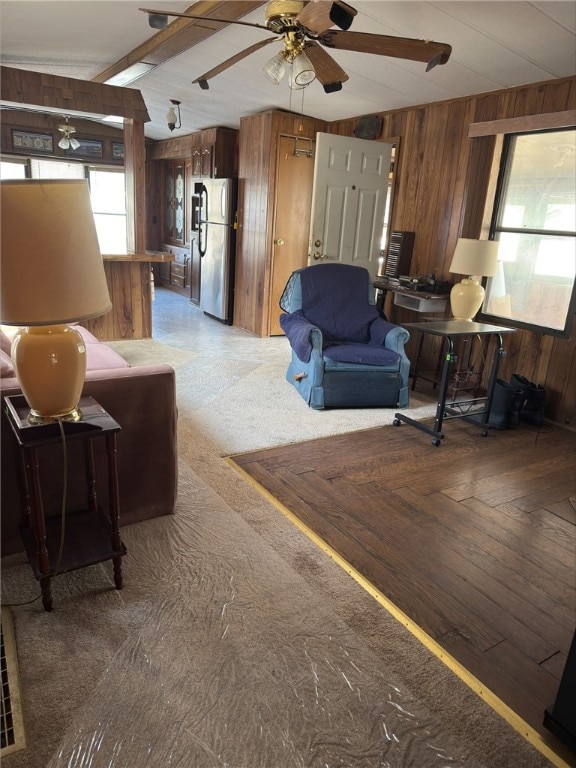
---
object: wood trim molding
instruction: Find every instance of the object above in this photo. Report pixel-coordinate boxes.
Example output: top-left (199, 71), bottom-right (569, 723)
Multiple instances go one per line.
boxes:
top-left (468, 110), bottom-right (576, 137)
top-left (0, 66), bottom-right (150, 122)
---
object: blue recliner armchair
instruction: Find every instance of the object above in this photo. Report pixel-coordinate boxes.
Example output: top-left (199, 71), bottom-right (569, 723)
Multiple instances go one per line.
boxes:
top-left (279, 263), bottom-right (410, 410)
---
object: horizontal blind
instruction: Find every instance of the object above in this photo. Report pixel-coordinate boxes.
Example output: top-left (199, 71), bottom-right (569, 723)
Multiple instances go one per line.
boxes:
top-left (29, 158), bottom-right (85, 179)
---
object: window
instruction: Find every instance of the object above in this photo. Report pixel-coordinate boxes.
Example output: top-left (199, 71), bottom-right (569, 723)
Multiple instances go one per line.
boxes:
top-left (0, 158), bottom-right (27, 179)
top-left (88, 168), bottom-right (127, 252)
top-left (30, 158), bottom-right (85, 179)
top-left (481, 128), bottom-right (576, 337)
top-left (3, 157), bottom-right (127, 253)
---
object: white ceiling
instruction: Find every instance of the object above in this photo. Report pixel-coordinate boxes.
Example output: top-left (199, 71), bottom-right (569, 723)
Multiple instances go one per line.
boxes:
top-left (1, 0), bottom-right (574, 141)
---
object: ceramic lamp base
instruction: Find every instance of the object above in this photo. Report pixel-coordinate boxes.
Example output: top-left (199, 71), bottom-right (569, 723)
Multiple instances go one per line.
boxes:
top-left (450, 277), bottom-right (485, 322)
top-left (11, 325), bottom-right (87, 422)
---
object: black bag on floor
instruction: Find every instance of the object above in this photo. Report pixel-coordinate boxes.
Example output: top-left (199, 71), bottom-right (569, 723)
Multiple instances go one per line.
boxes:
top-left (488, 379), bottom-right (525, 430)
top-left (510, 374), bottom-right (546, 427)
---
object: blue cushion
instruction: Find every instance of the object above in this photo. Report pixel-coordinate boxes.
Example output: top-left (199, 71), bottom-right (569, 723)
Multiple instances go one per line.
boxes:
top-left (323, 343), bottom-right (399, 367)
top-left (279, 310), bottom-right (316, 362)
top-left (300, 264), bottom-right (380, 343)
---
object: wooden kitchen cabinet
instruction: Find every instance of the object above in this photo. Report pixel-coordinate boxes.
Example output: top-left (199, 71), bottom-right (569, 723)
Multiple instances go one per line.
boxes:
top-left (150, 126), bottom-right (238, 298)
top-left (191, 127), bottom-right (239, 178)
top-left (164, 159), bottom-right (186, 245)
top-left (192, 144), bottom-right (212, 177)
top-left (157, 244), bottom-right (190, 297)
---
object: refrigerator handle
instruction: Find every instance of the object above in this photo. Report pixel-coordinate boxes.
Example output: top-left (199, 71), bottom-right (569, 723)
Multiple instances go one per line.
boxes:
top-left (198, 220), bottom-right (207, 258)
top-left (195, 182), bottom-right (208, 257)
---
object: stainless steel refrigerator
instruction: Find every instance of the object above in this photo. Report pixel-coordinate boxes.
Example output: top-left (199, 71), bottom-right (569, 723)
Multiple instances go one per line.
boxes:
top-left (195, 178), bottom-right (237, 324)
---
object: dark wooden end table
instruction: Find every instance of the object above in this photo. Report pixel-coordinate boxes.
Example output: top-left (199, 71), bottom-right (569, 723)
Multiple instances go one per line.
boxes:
top-left (4, 395), bottom-right (127, 611)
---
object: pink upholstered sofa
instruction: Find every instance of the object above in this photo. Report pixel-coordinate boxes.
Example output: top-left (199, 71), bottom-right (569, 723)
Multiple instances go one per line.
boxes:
top-left (1, 326), bottom-right (178, 555)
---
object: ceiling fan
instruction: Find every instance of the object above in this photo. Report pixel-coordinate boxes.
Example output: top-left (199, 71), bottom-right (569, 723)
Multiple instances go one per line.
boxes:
top-left (140, 1), bottom-right (452, 93)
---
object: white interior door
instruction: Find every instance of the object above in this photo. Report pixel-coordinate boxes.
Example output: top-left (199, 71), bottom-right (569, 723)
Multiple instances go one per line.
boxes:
top-left (309, 132), bottom-right (393, 271)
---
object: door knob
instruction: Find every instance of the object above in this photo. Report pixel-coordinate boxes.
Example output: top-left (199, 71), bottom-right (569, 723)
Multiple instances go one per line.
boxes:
top-left (312, 251), bottom-right (322, 260)
top-left (274, 238), bottom-right (285, 246)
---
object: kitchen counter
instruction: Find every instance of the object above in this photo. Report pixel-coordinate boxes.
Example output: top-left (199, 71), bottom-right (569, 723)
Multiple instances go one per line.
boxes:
top-left (85, 252), bottom-right (177, 341)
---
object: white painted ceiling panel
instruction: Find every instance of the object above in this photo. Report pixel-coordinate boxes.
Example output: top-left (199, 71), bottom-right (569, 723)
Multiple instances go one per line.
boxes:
top-left (1, 0), bottom-right (574, 140)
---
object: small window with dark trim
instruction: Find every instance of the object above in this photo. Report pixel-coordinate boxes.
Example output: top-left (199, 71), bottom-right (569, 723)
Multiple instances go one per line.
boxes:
top-left (480, 128), bottom-right (575, 337)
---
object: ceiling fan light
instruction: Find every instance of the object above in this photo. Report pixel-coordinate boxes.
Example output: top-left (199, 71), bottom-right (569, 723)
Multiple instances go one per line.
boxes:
top-left (69, 137), bottom-right (80, 150)
top-left (290, 51), bottom-right (316, 89)
top-left (263, 51), bottom-right (288, 84)
top-left (58, 136), bottom-right (70, 150)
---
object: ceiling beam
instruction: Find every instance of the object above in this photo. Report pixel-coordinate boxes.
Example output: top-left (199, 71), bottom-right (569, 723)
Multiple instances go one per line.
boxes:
top-left (0, 65), bottom-right (150, 121)
top-left (92, 1), bottom-right (268, 84)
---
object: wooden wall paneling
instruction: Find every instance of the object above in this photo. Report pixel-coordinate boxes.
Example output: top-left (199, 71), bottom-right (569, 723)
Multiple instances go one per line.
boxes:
top-left (393, 108), bottom-right (426, 232)
top-left (146, 156), bottom-right (162, 252)
top-left (83, 261), bottom-right (151, 340)
top-left (511, 82), bottom-right (547, 120)
top-left (547, 332), bottom-right (576, 426)
top-left (329, 76), bottom-right (575, 423)
top-left (123, 118), bottom-right (146, 252)
top-left (411, 103), bottom-right (450, 269)
top-left (424, 101), bottom-right (473, 277)
top-left (110, 261), bottom-right (133, 338)
top-left (258, 113), bottom-right (279, 333)
top-left (540, 78), bottom-right (574, 113)
top-left (235, 111), bottom-right (269, 335)
top-left (149, 134), bottom-right (194, 161)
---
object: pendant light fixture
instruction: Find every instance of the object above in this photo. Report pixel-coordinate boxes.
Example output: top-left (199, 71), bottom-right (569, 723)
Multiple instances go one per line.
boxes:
top-left (57, 117), bottom-right (80, 150)
top-left (166, 99), bottom-right (182, 131)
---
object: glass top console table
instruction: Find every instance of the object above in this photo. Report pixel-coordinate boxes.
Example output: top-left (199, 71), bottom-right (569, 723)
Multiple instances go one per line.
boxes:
top-left (393, 320), bottom-right (515, 446)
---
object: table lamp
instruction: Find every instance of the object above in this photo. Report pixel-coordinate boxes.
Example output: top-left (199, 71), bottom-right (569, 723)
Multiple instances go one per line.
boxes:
top-left (1, 179), bottom-right (112, 423)
top-left (449, 238), bottom-right (499, 321)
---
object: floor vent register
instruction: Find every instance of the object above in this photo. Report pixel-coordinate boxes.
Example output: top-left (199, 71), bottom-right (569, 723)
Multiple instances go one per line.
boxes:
top-left (1, 607), bottom-right (26, 757)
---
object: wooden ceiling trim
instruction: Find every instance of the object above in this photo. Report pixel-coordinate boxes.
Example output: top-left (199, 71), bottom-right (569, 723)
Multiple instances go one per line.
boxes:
top-left (92, 1), bottom-right (268, 84)
top-left (1, 65), bottom-right (150, 122)
top-left (468, 109), bottom-right (576, 137)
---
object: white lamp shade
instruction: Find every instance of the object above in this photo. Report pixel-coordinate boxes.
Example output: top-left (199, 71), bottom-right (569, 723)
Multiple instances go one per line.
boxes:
top-left (449, 238), bottom-right (499, 277)
top-left (0, 179), bottom-right (111, 326)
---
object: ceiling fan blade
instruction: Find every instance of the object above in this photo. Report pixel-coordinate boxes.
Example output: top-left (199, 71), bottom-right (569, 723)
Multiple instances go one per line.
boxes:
top-left (319, 30), bottom-right (452, 69)
top-left (192, 37), bottom-right (278, 89)
top-left (296, 1), bottom-right (357, 34)
top-left (139, 8), bottom-right (270, 32)
top-left (304, 41), bottom-right (348, 91)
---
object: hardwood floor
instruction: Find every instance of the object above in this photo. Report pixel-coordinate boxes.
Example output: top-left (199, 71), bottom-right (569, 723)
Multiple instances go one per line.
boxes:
top-left (231, 417), bottom-right (576, 764)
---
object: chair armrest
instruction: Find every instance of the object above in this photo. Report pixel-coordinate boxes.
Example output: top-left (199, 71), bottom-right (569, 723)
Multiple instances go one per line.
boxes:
top-left (369, 318), bottom-right (410, 352)
top-left (280, 311), bottom-right (323, 362)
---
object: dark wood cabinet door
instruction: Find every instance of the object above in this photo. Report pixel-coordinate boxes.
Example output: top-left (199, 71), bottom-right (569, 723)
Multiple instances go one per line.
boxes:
top-left (164, 160), bottom-right (186, 245)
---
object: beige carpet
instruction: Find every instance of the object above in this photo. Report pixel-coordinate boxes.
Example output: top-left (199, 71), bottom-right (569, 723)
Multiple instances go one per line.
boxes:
top-left (0, 312), bottom-right (558, 767)
top-left (111, 336), bottom-right (439, 456)
top-left (1, 458), bottom-right (555, 768)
